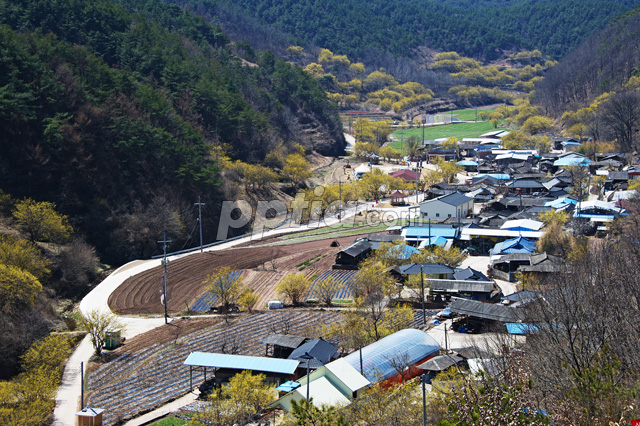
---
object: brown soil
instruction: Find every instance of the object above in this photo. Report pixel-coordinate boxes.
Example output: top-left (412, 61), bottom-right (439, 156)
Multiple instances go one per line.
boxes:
top-left (108, 234), bottom-right (361, 315)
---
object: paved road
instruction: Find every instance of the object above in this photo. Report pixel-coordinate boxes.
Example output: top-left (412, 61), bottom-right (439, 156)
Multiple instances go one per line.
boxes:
top-left (53, 198), bottom-right (425, 425)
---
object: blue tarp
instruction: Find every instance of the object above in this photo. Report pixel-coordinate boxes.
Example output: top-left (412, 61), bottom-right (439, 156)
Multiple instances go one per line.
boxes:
top-left (276, 381), bottom-right (302, 393)
top-left (456, 160), bottom-right (479, 166)
top-left (506, 323), bottom-right (539, 335)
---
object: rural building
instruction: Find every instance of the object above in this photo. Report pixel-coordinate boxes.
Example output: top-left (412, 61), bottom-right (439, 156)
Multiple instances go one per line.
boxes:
top-left (418, 192), bottom-right (474, 219)
top-left (389, 169), bottom-right (420, 181)
top-left (273, 358), bottom-right (370, 412)
top-left (183, 352), bottom-right (299, 388)
top-left (288, 338), bottom-right (339, 370)
top-left (262, 334), bottom-right (307, 358)
top-left (333, 240), bottom-right (372, 269)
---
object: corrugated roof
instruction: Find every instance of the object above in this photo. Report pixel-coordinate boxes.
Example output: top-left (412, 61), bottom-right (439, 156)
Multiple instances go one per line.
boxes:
top-left (261, 334), bottom-right (307, 349)
top-left (449, 298), bottom-right (519, 322)
top-left (402, 226), bottom-right (458, 239)
top-left (437, 191), bottom-right (474, 207)
top-left (418, 354), bottom-right (464, 371)
top-left (184, 352), bottom-right (299, 375)
top-left (491, 236), bottom-right (536, 255)
top-left (342, 329), bottom-right (440, 382)
top-left (430, 280), bottom-right (495, 294)
top-left (399, 263), bottom-right (454, 275)
top-left (339, 240), bottom-right (372, 257)
top-left (324, 358), bottom-right (370, 392)
top-left (452, 346), bottom-right (494, 360)
top-left (500, 219), bottom-right (543, 231)
top-left (288, 339), bottom-right (339, 368)
top-left (453, 267), bottom-right (489, 281)
top-left (295, 376), bottom-right (350, 407)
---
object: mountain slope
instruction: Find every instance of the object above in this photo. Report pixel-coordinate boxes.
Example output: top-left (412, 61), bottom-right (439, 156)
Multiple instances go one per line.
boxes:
top-left (173, 0), bottom-right (640, 60)
top-left (0, 0), bottom-right (344, 263)
top-left (535, 6), bottom-right (640, 114)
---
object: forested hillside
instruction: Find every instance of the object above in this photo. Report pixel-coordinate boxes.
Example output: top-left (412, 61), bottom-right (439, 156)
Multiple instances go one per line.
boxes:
top-left (174, 0), bottom-right (640, 60)
top-left (0, 0), bottom-right (344, 263)
top-left (535, 6), bottom-right (640, 115)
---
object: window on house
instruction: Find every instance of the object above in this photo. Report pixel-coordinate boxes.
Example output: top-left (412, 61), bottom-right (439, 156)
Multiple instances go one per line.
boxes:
top-left (448, 214), bottom-right (451, 217)
top-left (436, 213), bottom-right (440, 217)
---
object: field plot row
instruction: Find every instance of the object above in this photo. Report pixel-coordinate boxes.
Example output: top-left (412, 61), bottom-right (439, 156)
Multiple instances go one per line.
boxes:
top-left (306, 269), bottom-right (358, 301)
top-left (87, 311), bottom-right (339, 425)
top-left (190, 270), bottom-right (243, 312)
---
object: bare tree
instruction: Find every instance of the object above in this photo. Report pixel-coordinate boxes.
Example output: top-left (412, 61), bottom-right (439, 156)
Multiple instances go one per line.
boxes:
top-left (602, 91), bottom-right (640, 152)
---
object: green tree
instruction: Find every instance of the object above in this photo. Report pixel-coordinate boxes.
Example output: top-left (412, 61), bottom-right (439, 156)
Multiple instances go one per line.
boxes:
top-left (12, 199), bottom-right (72, 243)
top-left (314, 275), bottom-right (340, 306)
top-left (522, 115), bottom-right (554, 135)
top-left (0, 235), bottom-right (50, 281)
top-left (276, 273), bottom-right (309, 305)
top-left (78, 310), bottom-right (122, 357)
top-left (238, 289), bottom-right (258, 313)
top-left (285, 398), bottom-right (348, 426)
top-left (0, 264), bottom-right (42, 312)
top-left (190, 371), bottom-right (276, 426)
top-left (283, 154), bottom-right (313, 187)
top-left (204, 266), bottom-right (243, 312)
top-left (406, 136), bottom-right (421, 157)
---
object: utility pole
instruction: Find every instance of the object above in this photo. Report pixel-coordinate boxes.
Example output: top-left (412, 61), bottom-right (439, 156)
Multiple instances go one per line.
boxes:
top-left (400, 130), bottom-right (404, 163)
top-left (159, 232), bottom-right (172, 324)
top-left (195, 196), bottom-right (206, 253)
top-left (338, 179), bottom-right (342, 222)
top-left (81, 362), bottom-right (84, 410)
top-left (421, 114), bottom-right (426, 147)
top-left (420, 264), bottom-right (426, 325)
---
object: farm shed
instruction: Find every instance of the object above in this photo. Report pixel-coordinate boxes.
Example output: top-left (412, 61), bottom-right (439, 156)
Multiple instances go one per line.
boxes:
top-left (288, 338), bottom-right (339, 369)
top-left (184, 352), bottom-right (299, 388)
top-left (76, 407), bottom-right (104, 426)
top-left (333, 240), bottom-right (372, 269)
top-left (273, 358), bottom-right (370, 412)
top-left (449, 297), bottom-right (519, 323)
top-left (342, 328), bottom-right (440, 383)
top-left (418, 192), bottom-right (474, 220)
top-left (261, 334), bottom-right (307, 358)
top-left (428, 279), bottom-right (499, 302)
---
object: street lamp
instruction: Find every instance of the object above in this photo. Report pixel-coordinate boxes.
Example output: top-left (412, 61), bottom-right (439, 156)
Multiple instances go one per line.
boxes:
top-left (300, 352), bottom-right (315, 401)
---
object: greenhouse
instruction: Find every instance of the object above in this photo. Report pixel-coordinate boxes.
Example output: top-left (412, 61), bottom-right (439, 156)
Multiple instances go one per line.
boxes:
top-left (343, 329), bottom-right (440, 382)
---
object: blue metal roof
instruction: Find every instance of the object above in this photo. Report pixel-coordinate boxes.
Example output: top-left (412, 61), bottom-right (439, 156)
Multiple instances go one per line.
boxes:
top-left (474, 173), bottom-right (511, 180)
top-left (184, 352), bottom-right (299, 375)
top-left (404, 226), bottom-right (458, 239)
top-left (553, 157), bottom-right (591, 167)
top-left (491, 236), bottom-right (536, 255)
top-left (383, 244), bottom-right (420, 259)
top-left (456, 160), bottom-right (479, 166)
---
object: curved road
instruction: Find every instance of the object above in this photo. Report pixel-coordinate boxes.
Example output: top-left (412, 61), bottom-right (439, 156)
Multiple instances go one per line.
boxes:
top-left (54, 197), bottom-right (425, 425)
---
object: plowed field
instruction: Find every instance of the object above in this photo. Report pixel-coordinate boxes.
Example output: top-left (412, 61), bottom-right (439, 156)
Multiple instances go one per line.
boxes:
top-left (109, 235), bottom-right (361, 315)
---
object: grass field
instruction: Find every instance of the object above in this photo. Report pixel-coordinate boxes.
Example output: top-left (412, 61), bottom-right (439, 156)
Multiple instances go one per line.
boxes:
top-left (433, 108), bottom-right (482, 122)
top-left (149, 417), bottom-right (186, 426)
top-left (389, 121), bottom-right (504, 151)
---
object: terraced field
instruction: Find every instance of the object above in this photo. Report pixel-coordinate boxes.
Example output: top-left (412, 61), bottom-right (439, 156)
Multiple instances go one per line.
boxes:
top-left (109, 235), bottom-right (359, 315)
top-left (87, 311), bottom-right (340, 425)
top-left (306, 269), bottom-right (358, 301)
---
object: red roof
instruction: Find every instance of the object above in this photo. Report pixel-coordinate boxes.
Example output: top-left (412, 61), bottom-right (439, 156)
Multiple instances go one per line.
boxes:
top-left (389, 191), bottom-right (407, 198)
top-left (389, 169), bottom-right (420, 181)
